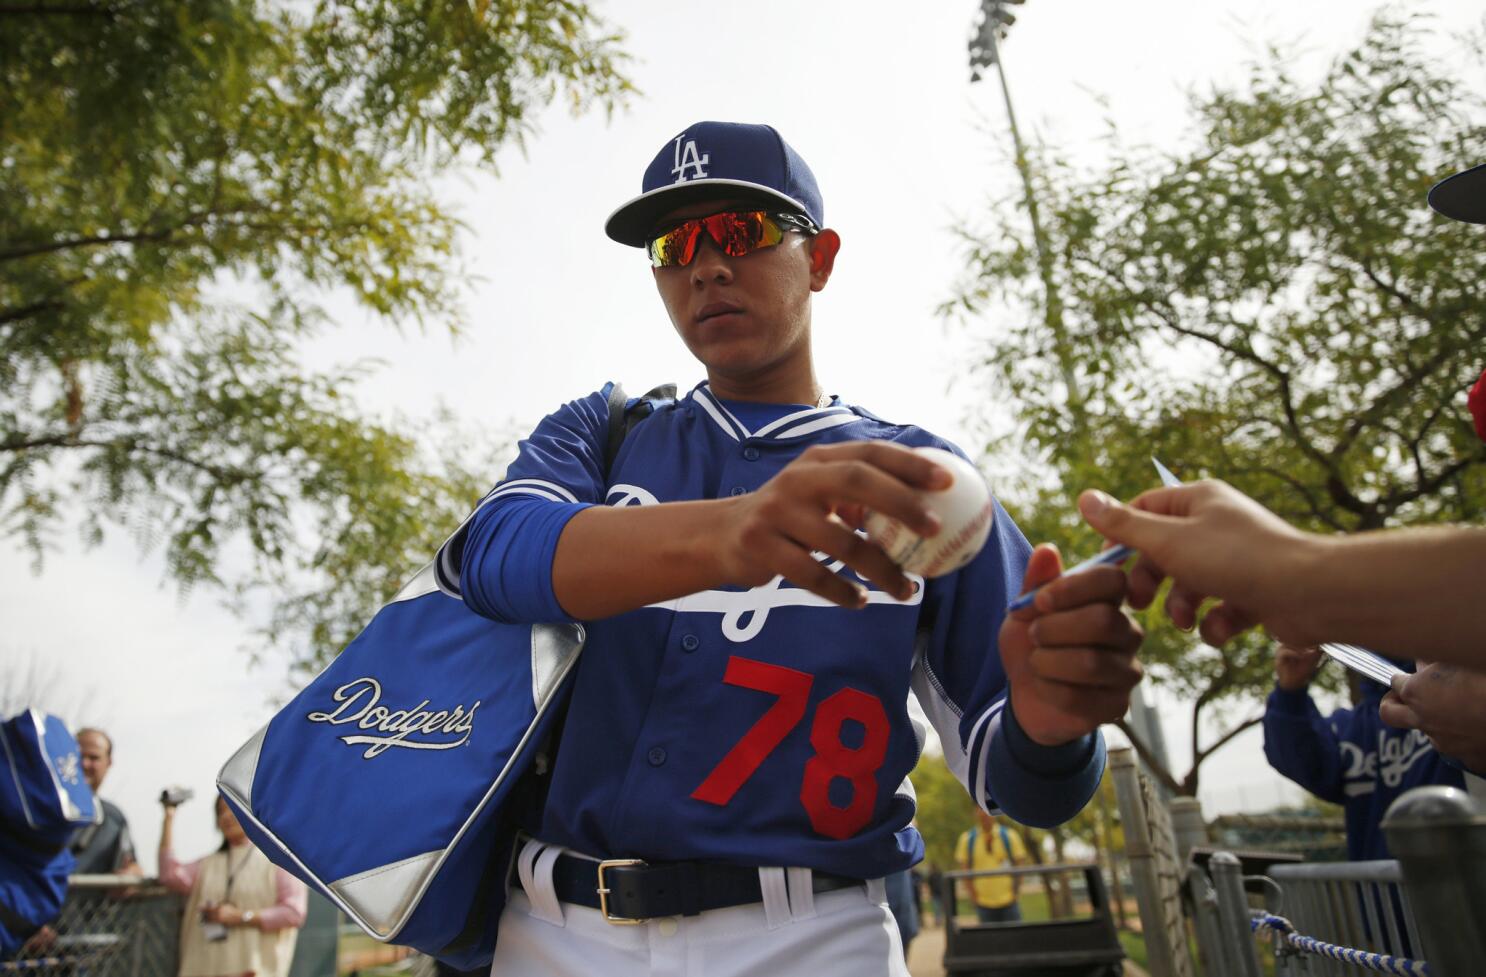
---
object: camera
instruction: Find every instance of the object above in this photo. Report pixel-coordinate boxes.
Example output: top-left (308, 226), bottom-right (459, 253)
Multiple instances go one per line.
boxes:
top-left (159, 786), bottom-right (194, 807)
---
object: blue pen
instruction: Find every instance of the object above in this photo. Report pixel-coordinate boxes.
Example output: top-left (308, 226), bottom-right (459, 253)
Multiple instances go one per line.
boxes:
top-left (1006, 457), bottom-right (1179, 613)
top-left (1007, 545), bottom-right (1134, 611)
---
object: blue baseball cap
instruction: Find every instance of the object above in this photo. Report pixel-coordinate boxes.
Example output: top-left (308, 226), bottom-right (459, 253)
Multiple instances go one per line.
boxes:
top-left (605, 121), bottom-right (825, 247)
top-left (1428, 162), bottom-right (1486, 224)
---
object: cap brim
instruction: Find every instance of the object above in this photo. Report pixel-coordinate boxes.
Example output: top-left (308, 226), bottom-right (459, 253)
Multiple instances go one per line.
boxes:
top-left (1428, 163), bottom-right (1486, 224)
top-left (604, 179), bottom-right (811, 246)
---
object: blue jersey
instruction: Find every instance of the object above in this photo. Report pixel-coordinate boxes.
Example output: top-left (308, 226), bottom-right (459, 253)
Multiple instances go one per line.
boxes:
top-left (1263, 679), bottom-right (1464, 861)
top-left (441, 382), bottom-right (1104, 879)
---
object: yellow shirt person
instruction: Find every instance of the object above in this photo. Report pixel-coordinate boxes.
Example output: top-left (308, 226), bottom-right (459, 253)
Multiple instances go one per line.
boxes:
top-left (954, 812), bottom-right (1029, 923)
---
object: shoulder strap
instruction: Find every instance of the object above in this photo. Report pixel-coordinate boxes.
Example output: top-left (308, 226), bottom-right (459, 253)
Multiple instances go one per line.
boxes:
top-left (603, 382), bottom-right (676, 478)
top-left (967, 827), bottom-right (978, 853)
top-left (999, 824), bottom-right (1012, 854)
top-left (603, 383), bottom-right (629, 474)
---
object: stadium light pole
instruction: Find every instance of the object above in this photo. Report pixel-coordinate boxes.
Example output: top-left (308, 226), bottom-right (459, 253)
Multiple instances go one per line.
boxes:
top-left (968, 0), bottom-right (1080, 408)
top-left (970, 2), bottom-right (1177, 797)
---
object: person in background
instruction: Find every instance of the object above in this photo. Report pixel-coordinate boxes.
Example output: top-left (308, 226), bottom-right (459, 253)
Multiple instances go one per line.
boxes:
top-left (954, 810), bottom-right (1029, 923)
top-left (70, 728), bottom-right (140, 876)
top-left (883, 868), bottom-right (919, 960)
top-left (924, 863), bottom-right (947, 926)
top-left (157, 794), bottom-right (306, 977)
top-left (1262, 645), bottom-right (1465, 860)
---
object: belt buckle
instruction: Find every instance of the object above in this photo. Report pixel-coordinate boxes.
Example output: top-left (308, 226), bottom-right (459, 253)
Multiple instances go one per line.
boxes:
top-left (596, 858), bottom-right (648, 925)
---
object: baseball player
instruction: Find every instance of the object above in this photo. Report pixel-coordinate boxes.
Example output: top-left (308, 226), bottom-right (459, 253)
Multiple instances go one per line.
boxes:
top-left (440, 121), bottom-right (1144, 976)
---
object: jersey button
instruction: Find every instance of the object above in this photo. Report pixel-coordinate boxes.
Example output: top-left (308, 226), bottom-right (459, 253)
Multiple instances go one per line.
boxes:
top-left (729, 486), bottom-right (747, 496)
top-left (647, 747), bottom-right (667, 767)
top-left (742, 445), bottom-right (761, 461)
top-left (680, 634), bottom-right (700, 652)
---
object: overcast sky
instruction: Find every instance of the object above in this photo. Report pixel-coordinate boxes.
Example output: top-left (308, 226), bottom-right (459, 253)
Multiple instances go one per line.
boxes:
top-left (5, 0), bottom-right (1482, 859)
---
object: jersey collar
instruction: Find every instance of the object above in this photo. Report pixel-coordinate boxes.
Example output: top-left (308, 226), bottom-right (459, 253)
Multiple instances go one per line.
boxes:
top-left (688, 381), bottom-right (862, 442)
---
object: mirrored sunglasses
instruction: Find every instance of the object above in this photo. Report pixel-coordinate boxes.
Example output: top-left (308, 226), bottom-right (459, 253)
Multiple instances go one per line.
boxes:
top-left (647, 210), bottom-right (817, 268)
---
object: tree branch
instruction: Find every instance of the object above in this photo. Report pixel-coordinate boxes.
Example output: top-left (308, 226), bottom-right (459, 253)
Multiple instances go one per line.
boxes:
top-left (1379, 452), bottom-right (1486, 515)
top-left (1078, 261), bottom-right (1346, 494)
top-left (0, 209), bottom-right (353, 263)
top-left (0, 3), bottom-right (119, 13)
top-left (0, 222), bottom-right (203, 262)
top-left (1112, 718), bottom-right (1185, 795)
top-left (1193, 714), bottom-right (1264, 766)
top-left (0, 299), bottom-right (64, 327)
top-left (1, 432), bottom-right (250, 484)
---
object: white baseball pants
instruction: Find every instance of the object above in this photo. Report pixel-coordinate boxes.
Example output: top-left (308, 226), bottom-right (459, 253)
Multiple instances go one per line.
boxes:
top-left (488, 841), bottom-right (910, 977)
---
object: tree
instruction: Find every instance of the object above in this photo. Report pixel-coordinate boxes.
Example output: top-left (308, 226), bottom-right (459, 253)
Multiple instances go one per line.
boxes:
top-left (945, 14), bottom-right (1486, 796)
top-left (1, 1), bottom-right (631, 671)
top-left (911, 750), bottom-right (981, 873)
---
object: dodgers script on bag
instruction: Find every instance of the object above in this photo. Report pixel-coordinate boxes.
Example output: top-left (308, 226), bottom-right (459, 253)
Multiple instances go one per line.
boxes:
top-left (306, 678), bottom-right (481, 759)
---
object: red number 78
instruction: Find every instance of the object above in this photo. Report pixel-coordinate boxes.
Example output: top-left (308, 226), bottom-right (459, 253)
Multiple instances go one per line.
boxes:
top-left (690, 655), bottom-right (890, 840)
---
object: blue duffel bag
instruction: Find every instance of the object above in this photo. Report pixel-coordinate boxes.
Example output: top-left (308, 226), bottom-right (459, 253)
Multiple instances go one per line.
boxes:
top-left (217, 563), bottom-right (584, 969)
top-left (0, 709), bottom-right (98, 958)
top-left (218, 381), bottom-right (672, 969)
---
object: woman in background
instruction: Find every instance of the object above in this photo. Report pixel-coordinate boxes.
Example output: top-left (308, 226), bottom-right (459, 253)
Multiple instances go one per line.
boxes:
top-left (157, 794), bottom-right (306, 977)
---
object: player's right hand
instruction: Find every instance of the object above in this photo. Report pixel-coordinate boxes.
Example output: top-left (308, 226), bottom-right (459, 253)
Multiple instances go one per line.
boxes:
top-left (718, 441), bottom-right (951, 608)
top-left (1077, 479), bottom-right (1320, 648)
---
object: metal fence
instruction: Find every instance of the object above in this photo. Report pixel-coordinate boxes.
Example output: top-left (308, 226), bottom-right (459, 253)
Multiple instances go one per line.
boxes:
top-left (1109, 748), bottom-right (1486, 977)
top-left (4, 875), bottom-right (340, 977)
top-left (1, 876), bottom-right (181, 976)
top-left (1263, 860), bottom-right (1423, 976)
top-left (1108, 748), bottom-right (1196, 977)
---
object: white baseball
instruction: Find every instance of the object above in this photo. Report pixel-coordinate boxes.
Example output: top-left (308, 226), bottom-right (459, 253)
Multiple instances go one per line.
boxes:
top-left (864, 447), bottom-right (995, 578)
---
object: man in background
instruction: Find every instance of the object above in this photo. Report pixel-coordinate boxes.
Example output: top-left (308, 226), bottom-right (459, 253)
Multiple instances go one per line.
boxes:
top-left (955, 810), bottom-right (1029, 923)
top-left (1263, 646), bottom-right (1464, 861)
top-left (69, 728), bottom-right (139, 876)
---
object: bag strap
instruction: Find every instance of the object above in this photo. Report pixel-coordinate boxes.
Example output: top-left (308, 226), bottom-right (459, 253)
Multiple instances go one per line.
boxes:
top-left (440, 383), bottom-right (673, 965)
top-left (603, 382), bottom-right (676, 477)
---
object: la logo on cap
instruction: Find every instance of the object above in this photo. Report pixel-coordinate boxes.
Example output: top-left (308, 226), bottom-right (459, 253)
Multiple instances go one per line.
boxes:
top-left (671, 134), bottom-right (710, 183)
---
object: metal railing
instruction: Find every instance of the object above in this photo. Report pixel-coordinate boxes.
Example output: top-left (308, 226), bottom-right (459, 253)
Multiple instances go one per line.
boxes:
top-left (1191, 787), bottom-right (1486, 977)
top-left (1, 875), bottom-right (181, 976)
top-left (1265, 860), bottom-right (1422, 974)
top-left (4, 873), bottom-right (339, 977)
top-left (1109, 747), bottom-right (1196, 977)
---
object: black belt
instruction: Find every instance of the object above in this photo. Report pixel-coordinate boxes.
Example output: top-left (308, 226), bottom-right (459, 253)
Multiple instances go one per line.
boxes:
top-left (525, 853), bottom-right (862, 924)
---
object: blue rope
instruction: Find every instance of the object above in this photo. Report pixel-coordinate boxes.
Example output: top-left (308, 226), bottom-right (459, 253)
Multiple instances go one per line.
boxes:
top-left (0, 959), bottom-right (65, 972)
top-left (1251, 911), bottom-right (1430, 977)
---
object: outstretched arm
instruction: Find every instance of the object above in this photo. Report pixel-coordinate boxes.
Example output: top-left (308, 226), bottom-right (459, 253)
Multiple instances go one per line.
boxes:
top-left (1078, 482), bottom-right (1486, 666)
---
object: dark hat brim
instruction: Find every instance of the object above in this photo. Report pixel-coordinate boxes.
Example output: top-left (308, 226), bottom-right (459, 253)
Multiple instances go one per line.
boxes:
top-left (1427, 163), bottom-right (1486, 224)
top-left (605, 179), bottom-right (812, 247)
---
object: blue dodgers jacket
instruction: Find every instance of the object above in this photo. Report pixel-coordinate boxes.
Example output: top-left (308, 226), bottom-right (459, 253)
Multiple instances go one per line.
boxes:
top-left (443, 383), bottom-right (1106, 879)
top-left (1262, 676), bottom-right (1464, 861)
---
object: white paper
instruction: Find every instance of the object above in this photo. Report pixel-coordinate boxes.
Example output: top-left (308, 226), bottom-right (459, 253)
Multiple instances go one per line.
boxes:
top-left (1321, 642), bottom-right (1405, 685)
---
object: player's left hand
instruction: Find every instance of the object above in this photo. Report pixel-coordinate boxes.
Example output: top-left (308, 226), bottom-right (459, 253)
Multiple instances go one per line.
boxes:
top-left (999, 544), bottom-right (1144, 747)
top-left (1380, 662), bottom-right (1486, 773)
